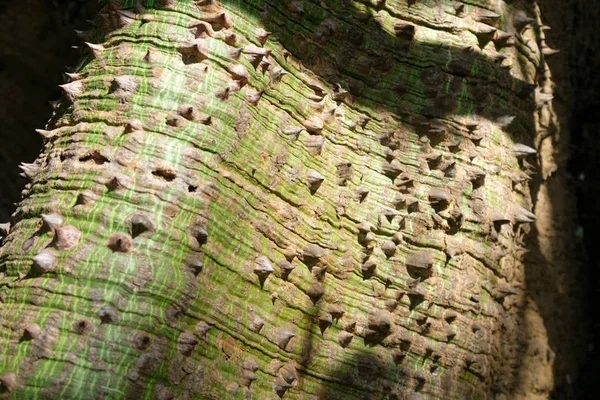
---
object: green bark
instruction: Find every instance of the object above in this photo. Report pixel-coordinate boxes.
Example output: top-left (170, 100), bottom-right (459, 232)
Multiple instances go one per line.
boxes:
top-left (0, 0), bottom-right (546, 398)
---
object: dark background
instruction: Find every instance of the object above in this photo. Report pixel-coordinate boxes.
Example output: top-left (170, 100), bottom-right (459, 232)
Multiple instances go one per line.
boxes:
top-left (560, 0), bottom-right (600, 397)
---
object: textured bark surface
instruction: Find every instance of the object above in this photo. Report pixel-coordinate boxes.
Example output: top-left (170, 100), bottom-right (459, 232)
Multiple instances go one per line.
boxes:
top-left (0, 0), bottom-right (579, 399)
top-left (509, 0), bottom-right (587, 392)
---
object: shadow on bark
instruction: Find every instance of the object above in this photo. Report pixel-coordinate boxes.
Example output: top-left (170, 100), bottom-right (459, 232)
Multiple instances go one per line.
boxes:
top-left (226, 0), bottom-right (572, 398)
top-left (519, 1), bottom-right (593, 397)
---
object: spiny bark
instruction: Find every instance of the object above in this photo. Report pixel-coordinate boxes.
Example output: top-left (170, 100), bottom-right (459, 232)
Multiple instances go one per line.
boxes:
top-left (0, 0), bottom-right (548, 398)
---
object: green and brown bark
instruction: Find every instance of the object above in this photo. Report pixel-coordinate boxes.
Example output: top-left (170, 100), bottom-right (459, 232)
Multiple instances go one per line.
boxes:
top-left (0, 0), bottom-right (559, 398)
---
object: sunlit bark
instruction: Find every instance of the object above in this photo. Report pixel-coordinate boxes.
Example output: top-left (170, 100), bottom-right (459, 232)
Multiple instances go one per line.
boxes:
top-left (0, 0), bottom-right (550, 398)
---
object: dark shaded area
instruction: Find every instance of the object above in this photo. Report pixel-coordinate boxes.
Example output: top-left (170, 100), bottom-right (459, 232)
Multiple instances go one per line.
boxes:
top-left (0, 0), bottom-right (97, 222)
top-left (559, 0), bottom-right (600, 398)
top-left (318, 351), bottom-right (416, 400)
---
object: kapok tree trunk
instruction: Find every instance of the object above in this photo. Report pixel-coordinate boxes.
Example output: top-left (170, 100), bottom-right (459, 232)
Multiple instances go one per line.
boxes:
top-left (0, 0), bottom-right (550, 399)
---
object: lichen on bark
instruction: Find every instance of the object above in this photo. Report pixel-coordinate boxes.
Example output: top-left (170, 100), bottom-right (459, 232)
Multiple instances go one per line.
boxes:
top-left (0, 0), bottom-right (550, 398)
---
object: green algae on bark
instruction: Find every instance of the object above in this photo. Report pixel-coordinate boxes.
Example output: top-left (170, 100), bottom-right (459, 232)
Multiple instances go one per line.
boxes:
top-left (0, 0), bottom-right (547, 398)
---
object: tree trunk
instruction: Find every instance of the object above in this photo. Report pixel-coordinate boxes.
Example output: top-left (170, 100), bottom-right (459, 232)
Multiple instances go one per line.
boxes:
top-left (0, 0), bottom-right (550, 398)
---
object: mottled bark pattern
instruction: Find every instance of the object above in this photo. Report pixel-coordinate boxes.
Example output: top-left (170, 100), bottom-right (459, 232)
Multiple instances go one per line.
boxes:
top-left (0, 0), bottom-right (547, 399)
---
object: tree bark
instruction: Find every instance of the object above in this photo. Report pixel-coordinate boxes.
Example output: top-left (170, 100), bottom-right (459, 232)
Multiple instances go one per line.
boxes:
top-left (0, 0), bottom-right (549, 398)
